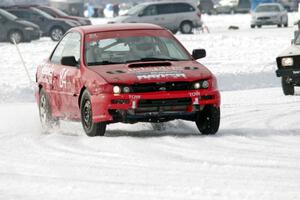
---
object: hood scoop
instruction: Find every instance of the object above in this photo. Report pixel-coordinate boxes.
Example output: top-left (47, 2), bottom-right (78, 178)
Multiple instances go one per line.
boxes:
top-left (107, 70), bottom-right (126, 74)
top-left (128, 62), bottom-right (171, 68)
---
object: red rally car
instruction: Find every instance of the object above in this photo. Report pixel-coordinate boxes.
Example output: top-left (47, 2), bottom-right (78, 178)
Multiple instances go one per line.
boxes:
top-left (36, 23), bottom-right (221, 136)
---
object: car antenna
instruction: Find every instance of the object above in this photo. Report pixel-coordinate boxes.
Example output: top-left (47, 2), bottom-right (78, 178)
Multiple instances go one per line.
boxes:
top-left (12, 39), bottom-right (34, 87)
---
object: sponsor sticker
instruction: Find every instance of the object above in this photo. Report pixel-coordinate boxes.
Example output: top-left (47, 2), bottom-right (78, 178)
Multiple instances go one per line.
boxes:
top-left (136, 71), bottom-right (186, 80)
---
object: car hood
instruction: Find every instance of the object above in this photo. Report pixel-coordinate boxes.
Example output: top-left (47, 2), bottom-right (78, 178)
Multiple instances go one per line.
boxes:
top-left (109, 15), bottom-right (131, 23)
top-left (88, 61), bottom-right (213, 85)
top-left (278, 44), bottom-right (300, 57)
top-left (15, 19), bottom-right (39, 29)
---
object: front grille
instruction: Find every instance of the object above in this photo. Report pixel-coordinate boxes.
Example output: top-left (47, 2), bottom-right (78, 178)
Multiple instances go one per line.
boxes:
top-left (258, 17), bottom-right (270, 20)
top-left (138, 98), bottom-right (192, 108)
top-left (132, 82), bottom-right (192, 93)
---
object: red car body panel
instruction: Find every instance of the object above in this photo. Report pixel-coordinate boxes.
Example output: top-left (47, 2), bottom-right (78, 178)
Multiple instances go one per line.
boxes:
top-left (36, 24), bottom-right (220, 124)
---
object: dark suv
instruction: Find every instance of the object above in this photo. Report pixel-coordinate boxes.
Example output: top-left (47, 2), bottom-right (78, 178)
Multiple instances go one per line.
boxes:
top-left (4, 6), bottom-right (78, 41)
top-left (0, 9), bottom-right (40, 43)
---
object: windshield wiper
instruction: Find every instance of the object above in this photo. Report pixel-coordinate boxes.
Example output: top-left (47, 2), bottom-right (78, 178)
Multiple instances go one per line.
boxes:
top-left (87, 61), bottom-right (122, 66)
top-left (126, 57), bottom-right (186, 63)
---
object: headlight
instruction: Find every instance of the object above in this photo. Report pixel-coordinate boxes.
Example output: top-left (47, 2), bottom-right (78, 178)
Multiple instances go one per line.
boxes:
top-left (202, 80), bottom-right (209, 89)
top-left (113, 86), bottom-right (121, 94)
top-left (194, 82), bottom-right (201, 89)
top-left (281, 57), bottom-right (293, 67)
top-left (25, 27), bottom-right (34, 31)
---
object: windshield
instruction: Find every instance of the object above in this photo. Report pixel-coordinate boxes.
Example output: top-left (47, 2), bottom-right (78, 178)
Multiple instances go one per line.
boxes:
top-left (32, 7), bottom-right (54, 19)
top-left (50, 7), bottom-right (68, 17)
top-left (125, 4), bottom-right (146, 16)
top-left (0, 9), bottom-right (17, 20)
top-left (85, 36), bottom-right (191, 66)
top-left (256, 5), bottom-right (280, 12)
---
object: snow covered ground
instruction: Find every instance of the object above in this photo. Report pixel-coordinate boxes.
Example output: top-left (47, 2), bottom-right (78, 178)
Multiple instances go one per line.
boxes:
top-left (0, 13), bottom-right (300, 199)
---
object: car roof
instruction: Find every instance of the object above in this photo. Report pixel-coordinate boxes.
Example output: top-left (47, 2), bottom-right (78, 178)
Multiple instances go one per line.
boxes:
top-left (74, 23), bottom-right (165, 34)
top-left (257, 3), bottom-right (281, 6)
top-left (139, 1), bottom-right (195, 6)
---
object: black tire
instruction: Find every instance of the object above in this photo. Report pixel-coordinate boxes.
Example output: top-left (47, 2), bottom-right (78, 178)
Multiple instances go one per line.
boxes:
top-left (281, 77), bottom-right (295, 95)
top-left (170, 29), bottom-right (178, 34)
top-left (80, 90), bottom-right (106, 137)
top-left (251, 24), bottom-right (255, 28)
top-left (277, 24), bottom-right (282, 28)
top-left (39, 89), bottom-right (59, 131)
top-left (50, 26), bottom-right (64, 41)
top-left (196, 106), bottom-right (220, 135)
top-left (180, 21), bottom-right (193, 34)
top-left (284, 23), bottom-right (288, 27)
top-left (8, 30), bottom-right (23, 44)
top-left (257, 25), bottom-right (262, 28)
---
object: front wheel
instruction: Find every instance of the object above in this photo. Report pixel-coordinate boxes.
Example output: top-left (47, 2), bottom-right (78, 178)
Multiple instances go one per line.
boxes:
top-left (281, 77), bottom-right (295, 95)
top-left (8, 30), bottom-right (23, 44)
top-left (195, 106), bottom-right (220, 135)
top-left (80, 90), bottom-right (106, 137)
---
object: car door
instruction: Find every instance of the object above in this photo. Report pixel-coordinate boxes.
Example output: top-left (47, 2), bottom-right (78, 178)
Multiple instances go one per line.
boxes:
top-left (0, 14), bottom-right (7, 41)
top-left (49, 32), bottom-right (81, 119)
top-left (156, 3), bottom-right (177, 30)
top-left (137, 5), bottom-right (164, 26)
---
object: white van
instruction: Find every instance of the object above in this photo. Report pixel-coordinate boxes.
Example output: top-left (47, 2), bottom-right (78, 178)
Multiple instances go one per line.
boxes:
top-left (111, 1), bottom-right (203, 34)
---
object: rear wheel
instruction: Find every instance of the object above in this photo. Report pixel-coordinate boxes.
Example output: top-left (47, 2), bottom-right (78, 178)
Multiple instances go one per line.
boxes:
top-left (277, 24), bottom-right (282, 28)
top-left (196, 106), bottom-right (220, 135)
top-left (281, 77), bottom-right (295, 95)
top-left (251, 24), bottom-right (255, 28)
top-left (8, 30), bottom-right (23, 44)
top-left (80, 90), bottom-right (106, 137)
top-left (180, 21), bottom-right (193, 34)
top-left (50, 27), bottom-right (64, 41)
top-left (257, 25), bottom-right (262, 28)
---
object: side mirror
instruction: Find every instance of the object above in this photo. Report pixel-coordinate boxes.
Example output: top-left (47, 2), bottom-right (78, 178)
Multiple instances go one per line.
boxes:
top-left (61, 56), bottom-right (78, 67)
top-left (38, 16), bottom-right (45, 21)
top-left (192, 49), bottom-right (206, 60)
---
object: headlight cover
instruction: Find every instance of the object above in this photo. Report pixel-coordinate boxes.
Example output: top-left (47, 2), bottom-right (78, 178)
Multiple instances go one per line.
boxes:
top-left (113, 86), bottom-right (121, 94)
top-left (25, 27), bottom-right (34, 31)
top-left (281, 57), bottom-right (293, 67)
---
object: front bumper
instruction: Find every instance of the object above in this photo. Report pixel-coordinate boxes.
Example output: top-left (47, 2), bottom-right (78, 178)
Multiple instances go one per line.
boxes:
top-left (252, 18), bottom-right (281, 26)
top-left (91, 89), bottom-right (220, 123)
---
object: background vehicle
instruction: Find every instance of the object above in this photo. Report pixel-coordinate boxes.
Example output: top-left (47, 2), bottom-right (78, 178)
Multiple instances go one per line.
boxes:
top-left (213, 0), bottom-right (250, 14)
top-left (4, 6), bottom-right (78, 41)
top-left (0, 8), bottom-right (40, 43)
top-left (36, 5), bottom-right (91, 25)
top-left (251, 3), bottom-right (288, 28)
top-left (111, 1), bottom-right (202, 34)
top-left (276, 30), bottom-right (300, 95)
top-left (36, 24), bottom-right (220, 137)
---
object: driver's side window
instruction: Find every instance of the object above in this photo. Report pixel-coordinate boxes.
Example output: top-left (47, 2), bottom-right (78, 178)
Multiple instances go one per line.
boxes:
top-left (142, 5), bottom-right (157, 16)
top-left (50, 32), bottom-right (81, 65)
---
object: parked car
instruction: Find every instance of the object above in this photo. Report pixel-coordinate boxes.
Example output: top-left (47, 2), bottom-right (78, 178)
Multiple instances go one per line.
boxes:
top-left (213, 0), bottom-right (250, 14)
top-left (251, 3), bottom-right (288, 28)
top-left (276, 30), bottom-right (300, 95)
top-left (35, 23), bottom-right (221, 136)
top-left (4, 6), bottom-right (78, 41)
top-left (0, 9), bottom-right (40, 43)
top-left (35, 5), bottom-right (91, 26)
top-left (110, 1), bottom-right (202, 34)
